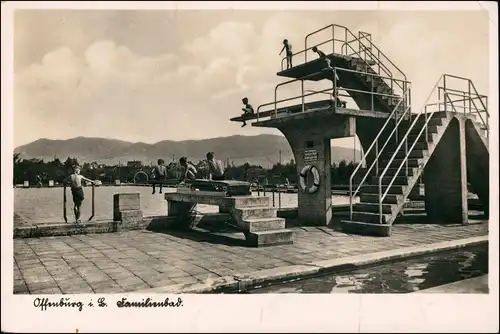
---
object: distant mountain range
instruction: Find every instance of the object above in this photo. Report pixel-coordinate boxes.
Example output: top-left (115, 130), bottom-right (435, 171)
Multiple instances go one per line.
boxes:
top-left (15, 135), bottom-right (362, 167)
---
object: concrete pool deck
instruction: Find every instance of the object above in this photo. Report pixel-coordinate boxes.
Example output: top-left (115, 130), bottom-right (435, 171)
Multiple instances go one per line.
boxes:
top-left (13, 222), bottom-right (488, 294)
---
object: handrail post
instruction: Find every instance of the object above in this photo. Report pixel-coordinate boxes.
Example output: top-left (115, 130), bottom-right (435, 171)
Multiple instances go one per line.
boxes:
top-left (278, 185), bottom-right (281, 209)
top-left (334, 68), bottom-right (338, 109)
top-left (344, 28), bottom-right (347, 54)
top-left (443, 76), bottom-right (447, 112)
top-left (63, 185), bottom-right (67, 223)
top-left (378, 180), bottom-right (382, 224)
top-left (370, 76), bottom-right (374, 112)
top-left (425, 105), bottom-right (428, 143)
top-left (304, 38), bottom-right (307, 63)
top-left (332, 25), bottom-right (335, 55)
top-left (409, 86), bottom-right (412, 120)
top-left (377, 50), bottom-right (381, 75)
top-left (375, 141), bottom-right (379, 176)
top-left (395, 103), bottom-right (399, 145)
top-left (349, 177), bottom-right (353, 220)
top-left (464, 90), bottom-right (467, 115)
top-left (404, 138), bottom-right (408, 177)
top-left (88, 183), bottom-right (95, 222)
top-left (274, 85), bottom-right (278, 118)
top-left (464, 81), bottom-right (470, 112)
top-left (301, 80), bottom-right (305, 113)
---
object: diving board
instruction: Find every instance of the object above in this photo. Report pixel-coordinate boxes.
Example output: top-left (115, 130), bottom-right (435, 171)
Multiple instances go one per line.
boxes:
top-left (278, 53), bottom-right (377, 81)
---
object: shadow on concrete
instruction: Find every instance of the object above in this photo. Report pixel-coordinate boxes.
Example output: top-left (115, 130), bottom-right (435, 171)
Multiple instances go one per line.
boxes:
top-left (148, 219), bottom-right (250, 247)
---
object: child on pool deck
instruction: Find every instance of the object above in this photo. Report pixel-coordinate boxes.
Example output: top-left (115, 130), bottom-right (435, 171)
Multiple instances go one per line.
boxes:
top-left (152, 158), bottom-right (168, 194)
top-left (63, 165), bottom-right (97, 223)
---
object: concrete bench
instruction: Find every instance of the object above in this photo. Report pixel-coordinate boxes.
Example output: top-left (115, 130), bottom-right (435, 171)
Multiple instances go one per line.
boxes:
top-left (164, 186), bottom-right (294, 247)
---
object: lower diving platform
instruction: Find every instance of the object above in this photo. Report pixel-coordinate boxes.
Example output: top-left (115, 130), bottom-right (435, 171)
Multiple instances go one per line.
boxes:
top-left (230, 99), bottom-right (412, 128)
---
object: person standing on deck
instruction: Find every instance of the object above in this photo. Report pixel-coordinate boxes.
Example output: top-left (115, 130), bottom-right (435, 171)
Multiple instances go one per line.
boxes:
top-left (178, 157), bottom-right (197, 183)
top-left (206, 152), bottom-right (226, 181)
top-left (152, 158), bottom-right (167, 194)
top-left (63, 165), bottom-right (97, 223)
top-left (279, 39), bottom-right (293, 69)
top-left (241, 97), bottom-right (255, 128)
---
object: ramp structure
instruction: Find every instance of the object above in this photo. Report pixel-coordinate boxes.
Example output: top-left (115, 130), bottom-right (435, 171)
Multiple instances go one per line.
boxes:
top-left (230, 24), bottom-right (490, 236)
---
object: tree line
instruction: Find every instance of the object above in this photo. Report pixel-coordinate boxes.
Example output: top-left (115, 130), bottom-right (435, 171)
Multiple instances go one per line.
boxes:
top-left (13, 153), bottom-right (360, 186)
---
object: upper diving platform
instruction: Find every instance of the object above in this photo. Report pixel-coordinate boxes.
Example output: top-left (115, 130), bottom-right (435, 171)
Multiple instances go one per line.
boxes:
top-left (230, 24), bottom-right (412, 128)
top-left (277, 52), bottom-right (376, 81)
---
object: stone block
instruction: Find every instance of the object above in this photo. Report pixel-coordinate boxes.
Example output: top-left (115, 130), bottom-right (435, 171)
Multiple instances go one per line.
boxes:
top-left (118, 210), bottom-right (143, 227)
top-left (340, 220), bottom-right (392, 237)
top-left (243, 218), bottom-right (286, 233)
top-left (233, 207), bottom-right (277, 220)
top-left (167, 201), bottom-right (197, 216)
top-left (232, 196), bottom-right (270, 208)
top-left (113, 193), bottom-right (140, 221)
top-left (245, 229), bottom-right (294, 247)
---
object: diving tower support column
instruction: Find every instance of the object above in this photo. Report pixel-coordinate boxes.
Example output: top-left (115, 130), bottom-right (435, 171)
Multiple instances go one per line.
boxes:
top-left (277, 114), bottom-right (356, 226)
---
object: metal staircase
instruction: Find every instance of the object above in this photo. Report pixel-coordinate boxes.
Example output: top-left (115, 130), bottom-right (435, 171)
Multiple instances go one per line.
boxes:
top-left (343, 74), bottom-right (490, 235)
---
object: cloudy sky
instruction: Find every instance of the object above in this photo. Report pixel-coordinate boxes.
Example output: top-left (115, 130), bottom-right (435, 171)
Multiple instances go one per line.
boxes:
top-left (13, 7), bottom-right (489, 148)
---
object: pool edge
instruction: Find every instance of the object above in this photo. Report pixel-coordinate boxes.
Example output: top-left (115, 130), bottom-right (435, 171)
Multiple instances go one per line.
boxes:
top-left (136, 235), bottom-right (489, 294)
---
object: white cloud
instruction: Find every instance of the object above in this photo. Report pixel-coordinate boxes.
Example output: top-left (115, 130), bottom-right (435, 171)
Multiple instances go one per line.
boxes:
top-left (14, 11), bottom-right (489, 148)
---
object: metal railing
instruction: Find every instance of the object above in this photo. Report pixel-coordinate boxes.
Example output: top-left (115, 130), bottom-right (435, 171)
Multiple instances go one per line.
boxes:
top-left (342, 30), bottom-right (406, 87)
top-left (278, 24), bottom-right (410, 114)
top-left (348, 82), bottom-right (412, 220)
top-left (280, 24), bottom-right (408, 108)
top-left (376, 74), bottom-right (489, 224)
top-left (255, 66), bottom-right (410, 122)
top-left (63, 183), bottom-right (95, 223)
top-left (442, 74), bottom-right (489, 138)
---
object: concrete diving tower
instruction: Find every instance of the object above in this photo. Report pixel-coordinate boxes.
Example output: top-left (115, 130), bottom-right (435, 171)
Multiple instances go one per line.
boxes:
top-left (231, 24), bottom-right (490, 236)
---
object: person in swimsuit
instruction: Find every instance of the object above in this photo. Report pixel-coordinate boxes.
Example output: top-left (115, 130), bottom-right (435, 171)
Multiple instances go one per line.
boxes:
top-left (334, 87), bottom-right (347, 108)
top-left (178, 157), bottom-right (197, 183)
top-left (206, 152), bottom-right (225, 181)
top-left (279, 39), bottom-right (293, 69)
top-left (152, 158), bottom-right (167, 194)
top-left (312, 46), bottom-right (332, 69)
top-left (241, 97), bottom-right (255, 128)
top-left (63, 165), bottom-right (96, 223)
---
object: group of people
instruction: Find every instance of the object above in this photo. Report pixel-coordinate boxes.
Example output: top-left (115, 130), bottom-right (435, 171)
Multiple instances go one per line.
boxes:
top-left (151, 151), bottom-right (226, 194)
top-left (238, 39), bottom-right (347, 127)
top-left (62, 152), bottom-right (227, 223)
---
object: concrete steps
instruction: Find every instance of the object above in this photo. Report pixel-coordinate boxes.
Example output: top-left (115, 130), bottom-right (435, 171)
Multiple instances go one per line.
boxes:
top-left (230, 200), bottom-right (293, 247)
top-left (233, 207), bottom-right (277, 220)
top-left (243, 218), bottom-right (286, 232)
top-left (246, 229), bottom-right (294, 247)
top-left (341, 112), bottom-right (452, 235)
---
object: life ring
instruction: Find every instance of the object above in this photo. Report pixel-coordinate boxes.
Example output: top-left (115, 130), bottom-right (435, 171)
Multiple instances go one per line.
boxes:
top-left (299, 165), bottom-right (320, 194)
